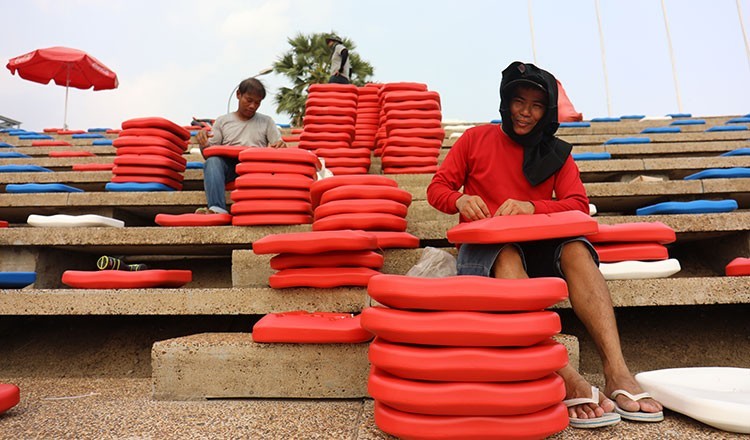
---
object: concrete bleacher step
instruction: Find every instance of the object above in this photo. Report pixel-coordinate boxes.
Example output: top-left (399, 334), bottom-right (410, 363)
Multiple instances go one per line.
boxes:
top-left (150, 333), bottom-right (580, 400)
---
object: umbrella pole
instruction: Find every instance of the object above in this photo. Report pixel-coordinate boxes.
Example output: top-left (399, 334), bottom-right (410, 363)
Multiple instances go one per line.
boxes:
top-left (63, 65), bottom-right (70, 129)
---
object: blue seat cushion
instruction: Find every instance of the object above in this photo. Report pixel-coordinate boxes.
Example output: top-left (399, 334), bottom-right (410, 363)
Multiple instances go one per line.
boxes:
top-left (276, 123), bottom-right (291, 128)
top-left (72, 133), bottom-right (105, 139)
top-left (18, 134), bottom-right (54, 140)
top-left (559, 122), bottom-right (591, 128)
top-left (641, 126), bottom-right (681, 134)
top-left (6, 183), bottom-right (84, 193)
top-left (105, 182), bottom-right (175, 192)
top-left (604, 137), bottom-right (651, 145)
top-left (490, 119), bottom-right (502, 124)
top-left (684, 168), bottom-right (750, 180)
top-left (667, 113), bottom-right (692, 118)
top-left (0, 152), bottom-right (30, 158)
top-left (705, 125), bottom-right (748, 132)
top-left (186, 161), bottom-right (204, 169)
top-left (0, 272), bottom-right (36, 288)
top-left (636, 199), bottom-right (738, 216)
top-left (620, 115), bottom-right (645, 119)
top-left (726, 117), bottom-right (750, 124)
top-left (0, 142), bottom-right (16, 148)
top-left (572, 152), bottom-right (611, 161)
top-left (0, 165), bottom-right (53, 173)
top-left (670, 119), bottom-right (705, 126)
top-left (87, 128), bottom-right (110, 132)
top-left (591, 117), bottom-right (621, 122)
top-left (721, 148), bottom-right (750, 157)
top-left (92, 139), bottom-right (113, 146)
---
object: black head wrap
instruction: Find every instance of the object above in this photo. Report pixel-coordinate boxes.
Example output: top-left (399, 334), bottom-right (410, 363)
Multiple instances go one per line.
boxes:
top-left (499, 61), bottom-right (572, 186)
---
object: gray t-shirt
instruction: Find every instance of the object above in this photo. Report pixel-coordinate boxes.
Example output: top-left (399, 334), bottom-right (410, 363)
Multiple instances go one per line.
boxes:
top-left (208, 112), bottom-right (281, 147)
top-left (329, 43), bottom-right (351, 79)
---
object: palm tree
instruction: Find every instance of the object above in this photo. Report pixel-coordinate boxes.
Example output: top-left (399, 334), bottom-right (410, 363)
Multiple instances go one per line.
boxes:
top-left (273, 32), bottom-right (374, 126)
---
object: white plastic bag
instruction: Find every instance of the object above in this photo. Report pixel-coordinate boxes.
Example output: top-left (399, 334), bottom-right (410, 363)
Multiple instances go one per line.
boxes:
top-left (406, 247), bottom-right (457, 278)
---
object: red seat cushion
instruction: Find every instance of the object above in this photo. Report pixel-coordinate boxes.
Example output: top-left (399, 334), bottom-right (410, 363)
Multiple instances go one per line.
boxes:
top-left (252, 311), bottom-right (373, 343)
top-left (327, 166), bottom-right (370, 175)
top-left (238, 147), bottom-right (321, 167)
top-left (0, 383), bottom-right (20, 414)
top-left (270, 250), bottom-right (384, 270)
top-left (269, 267), bottom-right (381, 289)
top-left (252, 230), bottom-right (378, 255)
top-left (155, 213), bottom-right (232, 227)
top-left (319, 185), bottom-right (412, 206)
top-left (303, 123), bottom-right (356, 135)
top-left (230, 188), bottom-right (311, 202)
top-left (318, 156), bottom-right (371, 167)
top-left (367, 274), bottom-right (568, 312)
top-left (235, 173), bottom-right (313, 190)
top-left (384, 136), bottom-right (443, 149)
top-left (383, 100), bottom-right (441, 112)
top-left (381, 155), bottom-right (439, 167)
top-left (0, 220), bottom-right (8, 228)
top-left (72, 163), bottom-right (114, 171)
top-left (311, 175), bottom-right (399, 207)
top-left (382, 145), bottom-right (441, 157)
top-left (314, 199), bottom-right (408, 220)
top-left (31, 140), bottom-right (72, 147)
top-left (385, 109), bottom-right (443, 120)
top-left (299, 131), bottom-right (352, 142)
top-left (112, 166), bottom-right (184, 182)
top-left (385, 118), bottom-right (443, 130)
top-left (113, 136), bottom-right (186, 154)
top-left (369, 368), bottom-right (565, 416)
top-left (593, 242), bottom-right (669, 262)
top-left (114, 154), bottom-right (186, 172)
top-left (111, 175), bottom-right (182, 191)
top-left (119, 127), bottom-right (189, 149)
top-left (61, 269), bottom-right (192, 288)
top-left (202, 145), bottom-right (251, 159)
top-left (726, 257), bottom-right (750, 276)
top-left (121, 117), bottom-right (191, 141)
top-left (373, 401), bottom-right (568, 440)
top-left (303, 115), bottom-right (355, 125)
top-left (235, 161), bottom-right (317, 178)
top-left (304, 106), bottom-right (357, 117)
top-left (308, 83), bottom-right (358, 94)
top-left (307, 91), bottom-right (358, 101)
top-left (305, 98), bottom-right (358, 108)
top-left (369, 337), bottom-right (568, 382)
top-left (314, 147), bottom-right (372, 159)
top-left (360, 307), bottom-right (560, 347)
top-left (230, 199), bottom-right (312, 215)
top-left (388, 127), bottom-right (446, 140)
top-left (382, 165), bottom-right (439, 174)
top-left (231, 213), bottom-right (312, 226)
top-left (588, 222), bottom-right (676, 244)
top-left (369, 231), bottom-right (420, 249)
top-left (313, 212), bottom-right (408, 232)
top-left (114, 146), bottom-right (187, 165)
top-left (380, 82), bottom-right (428, 93)
top-left (447, 211), bottom-right (598, 244)
top-left (297, 140), bottom-right (350, 150)
top-left (49, 150), bottom-right (95, 158)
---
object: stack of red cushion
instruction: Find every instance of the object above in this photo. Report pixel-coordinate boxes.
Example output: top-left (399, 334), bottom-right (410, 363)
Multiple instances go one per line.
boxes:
top-left (229, 147), bottom-right (319, 226)
top-left (351, 84), bottom-right (382, 151)
top-left (377, 83), bottom-right (444, 174)
top-left (111, 117), bottom-right (190, 190)
top-left (252, 230), bottom-right (383, 289)
top-left (587, 222), bottom-right (676, 263)
top-left (310, 175), bottom-right (419, 249)
top-left (361, 274), bottom-right (570, 439)
top-left (299, 83), bottom-right (364, 175)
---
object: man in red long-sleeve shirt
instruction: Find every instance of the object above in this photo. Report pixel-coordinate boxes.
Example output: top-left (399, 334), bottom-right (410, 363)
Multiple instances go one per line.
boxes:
top-left (428, 61), bottom-right (663, 428)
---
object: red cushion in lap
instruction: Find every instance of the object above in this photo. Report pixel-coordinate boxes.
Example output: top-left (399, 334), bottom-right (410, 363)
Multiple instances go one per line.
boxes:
top-left (112, 166), bottom-right (184, 182)
top-left (114, 154), bottom-right (186, 172)
top-left (310, 175), bottom-right (398, 207)
top-left (111, 175), bottom-right (182, 190)
top-left (252, 230), bottom-right (378, 255)
top-left (121, 117), bottom-right (191, 141)
top-left (115, 146), bottom-right (187, 165)
top-left (238, 147), bottom-right (320, 167)
top-left (31, 140), bottom-right (72, 146)
top-left (230, 188), bottom-right (311, 202)
top-left (0, 383), bottom-right (20, 414)
top-left (235, 161), bottom-right (317, 178)
top-left (319, 185), bottom-right (412, 206)
top-left (593, 242), bottom-right (669, 262)
top-left (313, 212), bottom-right (408, 232)
top-left (231, 213), bottom-right (312, 226)
top-left (447, 211), bottom-right (598, 244)
top-left (369, 368), bottom-right (565, 416)
top-left (725, 257), bottom-right (750, 276)
top-left (235, 173), bottom-right (313, 190)
top-left (369, 337), bottom-right (568, 382)
top-left (314, 199), bottom-right (408, 220)
top-left (49, 151), bottom-right (95, 158)
top-left (367, 274), bottom-right (568, 312)
top-left (61, 269), bottom-right (192, 288)
top-left (360, 307), bottom-right (560, 347)
top-left (382, 145), bottom-right (440, 157)
top-left (314, 147), bottom-right (372, 158)
top-left (72, 163), bottom-right (114, 171)
top-left (369, 231), bottom-right (420, 249)
top-left (155, 213), bottom-right (232, 226)
top-left (119, 128), bottom-right (188, 149)
top-left (381, 155), bottom-right (438, 167)
top-left (269, 267), bottom-right (381, 289)
top-left (230, 199), bottom-right (312, 215)
top-left (113, 136), bottom-right (185, 154)
top-left (270, 250), bottom-right (384, 270)
top-left (373, 401), bottom-right (568, 440)
top-left (587, 222), bottom-right (676, 244)
top-left (252, 311), bottom-right (372, 343)
top-left (202, 145), bottom-right (252, 159)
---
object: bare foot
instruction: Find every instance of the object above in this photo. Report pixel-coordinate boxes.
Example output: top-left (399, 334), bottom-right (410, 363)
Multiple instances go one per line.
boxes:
top-left (559, 365), bottom-right (615, 419)
top-left (605, 374), bottom-right (663, 414)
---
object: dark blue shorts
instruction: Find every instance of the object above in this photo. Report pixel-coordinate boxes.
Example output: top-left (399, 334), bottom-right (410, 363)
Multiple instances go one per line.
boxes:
top-left (456, 237), bottom-right (599, 279)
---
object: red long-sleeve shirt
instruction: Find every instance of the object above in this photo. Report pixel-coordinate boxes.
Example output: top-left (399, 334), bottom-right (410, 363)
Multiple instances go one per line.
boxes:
top-left (427, 124), bottom-right (589, 223)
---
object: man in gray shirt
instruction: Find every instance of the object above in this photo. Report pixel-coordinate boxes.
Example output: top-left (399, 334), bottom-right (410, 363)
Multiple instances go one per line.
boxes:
top-left (326, 34), bottom-right (351, 84)
top-left (196, 77), bottom-right (285, 214)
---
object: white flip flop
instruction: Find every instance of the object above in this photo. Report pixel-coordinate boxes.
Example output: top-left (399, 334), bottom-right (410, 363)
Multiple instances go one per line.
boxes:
top-left (610, 389), bottom-right (665, 422)
top-left (564, 386), bottom-right (621, 429)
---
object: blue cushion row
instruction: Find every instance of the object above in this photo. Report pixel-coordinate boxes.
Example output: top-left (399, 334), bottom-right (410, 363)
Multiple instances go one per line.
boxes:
top-left (572, 152), bottom-right (611, 161)
top-left (105, 182), bottom-right (175, 192)
top-left (0, 165), bottom-right (53, 173)
top-left (705, 125), bottom-right (748, 132)
top-left (6, 183), bottom-right (84, 193)
top-left (636, 199), bottom-right (738, 216)
top-left (560, 122), bottom-right (590, 128)
top-left (684, 168), bottom-right (750, 180)
top-left (604, 137), bottom-right (651, 145)
top-left (641, 126), bottom-right (681, 134)
top-left (670, 119), bottom-right (705, 126)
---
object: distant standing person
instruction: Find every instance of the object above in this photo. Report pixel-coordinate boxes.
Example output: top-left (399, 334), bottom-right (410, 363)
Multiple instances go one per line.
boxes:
top-left (195, 77), bottom-right (286, 214)
top-left (326, 34), bottom-right (351, 84)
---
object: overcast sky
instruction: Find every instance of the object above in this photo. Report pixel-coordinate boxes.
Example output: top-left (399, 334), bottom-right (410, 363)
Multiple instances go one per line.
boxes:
top-left (2, 0), bottom-right (749, 131)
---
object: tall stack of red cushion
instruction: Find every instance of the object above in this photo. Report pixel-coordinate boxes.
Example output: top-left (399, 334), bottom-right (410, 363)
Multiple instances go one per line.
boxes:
top-left (229, 147), bottom-right (319, 226)
top-left (111, 117), bottom-right (190, 190)
top-left (351, 84), bottom-right (382, 151)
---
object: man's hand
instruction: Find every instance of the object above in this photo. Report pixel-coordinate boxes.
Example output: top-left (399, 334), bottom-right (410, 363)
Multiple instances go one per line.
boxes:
top-left (196, 130), bottom-right (212, 148)
top-left (495, 199), bottom-right (535, 216)
top-left (456, 194), bottom-right (491, 221)
top-left (269, 139), bottom-right (287, 149)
